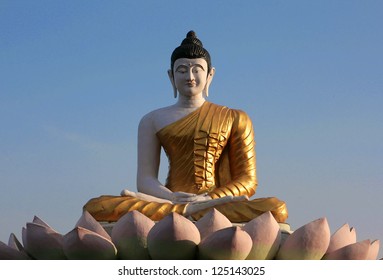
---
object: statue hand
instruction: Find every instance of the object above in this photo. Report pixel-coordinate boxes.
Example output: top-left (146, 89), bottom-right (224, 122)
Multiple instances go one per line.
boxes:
top-left (171, 192), bottom-right (211, 203)
top-left (120, 189), bottom-right (209, 204)
top-left (183, 195), bottom-right (248, 216)
top-left (120, 189), bottom-right (173, 204)
top-left (121, 189), bottom-right (135, 196)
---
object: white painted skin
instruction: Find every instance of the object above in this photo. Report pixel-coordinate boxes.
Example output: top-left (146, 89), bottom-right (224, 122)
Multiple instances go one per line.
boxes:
top-left (121, 58), bottom-right (247, 215)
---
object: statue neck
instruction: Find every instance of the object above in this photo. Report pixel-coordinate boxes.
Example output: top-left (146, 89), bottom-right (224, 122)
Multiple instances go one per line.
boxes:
top-left (176, 94), bottom-right (206, 109)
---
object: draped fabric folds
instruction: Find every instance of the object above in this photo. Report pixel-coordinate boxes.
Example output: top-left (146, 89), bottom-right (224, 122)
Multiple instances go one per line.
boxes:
top-left (84, 102), bottom-right (288, 223)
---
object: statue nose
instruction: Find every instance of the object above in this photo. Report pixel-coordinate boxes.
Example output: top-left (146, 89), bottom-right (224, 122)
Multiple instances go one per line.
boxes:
top-left (186, 69), bottom-right (195, 81)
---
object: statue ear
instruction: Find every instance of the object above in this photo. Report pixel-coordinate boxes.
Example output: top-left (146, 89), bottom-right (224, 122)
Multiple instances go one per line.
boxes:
top-left (203, 67), bottom-right (215, 97)
top-left (168, 69), bottom-right (177, 98)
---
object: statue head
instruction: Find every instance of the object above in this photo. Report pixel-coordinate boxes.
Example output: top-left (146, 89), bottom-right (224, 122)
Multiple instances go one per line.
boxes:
top-left (171, 31), bottom-right (212, 74)
top-left (169, 31), bottom-right (215, 98)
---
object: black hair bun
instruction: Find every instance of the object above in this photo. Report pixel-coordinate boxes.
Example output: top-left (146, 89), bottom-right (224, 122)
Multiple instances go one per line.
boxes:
top-left (181, 30), bottom-right (203, 47)
top-left (186, 30), bottom-right (196, 38)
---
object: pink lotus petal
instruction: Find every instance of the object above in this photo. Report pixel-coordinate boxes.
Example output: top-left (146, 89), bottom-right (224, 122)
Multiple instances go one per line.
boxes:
top-left (0, 241), bottom-right (29, 260)
top-left (63, 226), bottom-right (117, 260)
top-left (25, 222), bottom-right (66, 259)
top-left (22, 227), bottom-right (27, 249)
top-left (147, 212), bottom-right (200, 259)
top-left (8, 233), bottom-right (24, 252)
top-left (323, 239), bottom-right (370, 260)
top-left (111, 210), bottom-right (155, 259)
top-left (243, 211), bottom-right (281, 260)
top-left (198, 226), bottom-right (252, 260)
top-left (8, 233), bottom-right (30, 259)
top-left (326, 223), bottom-right (357, 254)
top-left (32, 216), bottom-right (50, 228)
top-left (195, 208), bottom-right (232, 240)
top-left (367, 240), bottom-right (380, 260)
top-left (276, 217), bottom-right (330, 260)
top-left (76, 210), bottom-right (111, 241)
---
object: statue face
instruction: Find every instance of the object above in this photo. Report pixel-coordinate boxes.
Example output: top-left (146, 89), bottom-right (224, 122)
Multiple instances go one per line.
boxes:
top-left (172, 58), bottom-right (209, 97)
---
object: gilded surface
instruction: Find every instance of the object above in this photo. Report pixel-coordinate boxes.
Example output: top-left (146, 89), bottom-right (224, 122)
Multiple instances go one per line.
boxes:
top-left (158, 102), bottom-right (257, 197)
top-left (84, 195), bottom-right (186, 222)
top-left (84, 102), bottom-right (288, 222)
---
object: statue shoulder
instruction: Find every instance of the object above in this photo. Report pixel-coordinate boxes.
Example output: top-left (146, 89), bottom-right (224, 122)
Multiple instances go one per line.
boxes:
top-left (138, 105), bottom-right (175, 132)
top-left (229, 107), bottom-right (254, 132)
top-left (208, 102), bottom-right (250, 117)
top-left (206, 102), bottom-right (253, 126)
top-left (140, 106), bottom-right (168, 122)
top-left (232, 108), bottom-right (252, 121)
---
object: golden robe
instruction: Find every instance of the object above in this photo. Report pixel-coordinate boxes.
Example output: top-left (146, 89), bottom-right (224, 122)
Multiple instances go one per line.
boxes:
top-left (84, 102), bottom-right (288, 223)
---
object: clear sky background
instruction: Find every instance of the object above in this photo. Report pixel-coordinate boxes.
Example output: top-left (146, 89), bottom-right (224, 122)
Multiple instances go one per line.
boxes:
top-left (1, 1), bottom-right (382, 258)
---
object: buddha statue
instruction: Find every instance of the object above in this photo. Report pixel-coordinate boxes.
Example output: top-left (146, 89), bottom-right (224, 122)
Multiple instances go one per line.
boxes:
top-left (84, 31), bottom-right (288, 223)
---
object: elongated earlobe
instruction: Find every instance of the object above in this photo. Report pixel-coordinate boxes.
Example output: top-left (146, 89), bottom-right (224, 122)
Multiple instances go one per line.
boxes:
top-left (203, 86), bottom-right (209, 97)
top-left (168, 69), bottom-right (177, 98)
top-left (203, 68), bottom-right (215, 98)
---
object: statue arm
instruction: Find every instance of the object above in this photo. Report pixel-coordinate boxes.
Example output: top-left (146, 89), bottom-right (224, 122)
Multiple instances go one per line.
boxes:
top-left (209, 110), bottom-right (257, 199)
top-left (136, 113), bottom-right (174, 201)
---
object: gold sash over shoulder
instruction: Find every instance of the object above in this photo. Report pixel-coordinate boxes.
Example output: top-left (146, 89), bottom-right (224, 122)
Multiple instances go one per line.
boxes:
top-left (84, 102), bottom-right (288, 223)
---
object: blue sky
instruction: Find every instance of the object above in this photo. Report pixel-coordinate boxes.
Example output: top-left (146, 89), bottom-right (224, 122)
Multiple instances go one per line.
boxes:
top-left (1, 1), bottom-right (382, 258)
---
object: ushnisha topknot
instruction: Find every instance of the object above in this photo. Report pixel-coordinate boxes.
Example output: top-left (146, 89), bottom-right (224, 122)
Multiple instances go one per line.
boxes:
top-left (171, 30), bottom-right (212, 73)
top-left (180, 31), bottom-right (203, 47)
